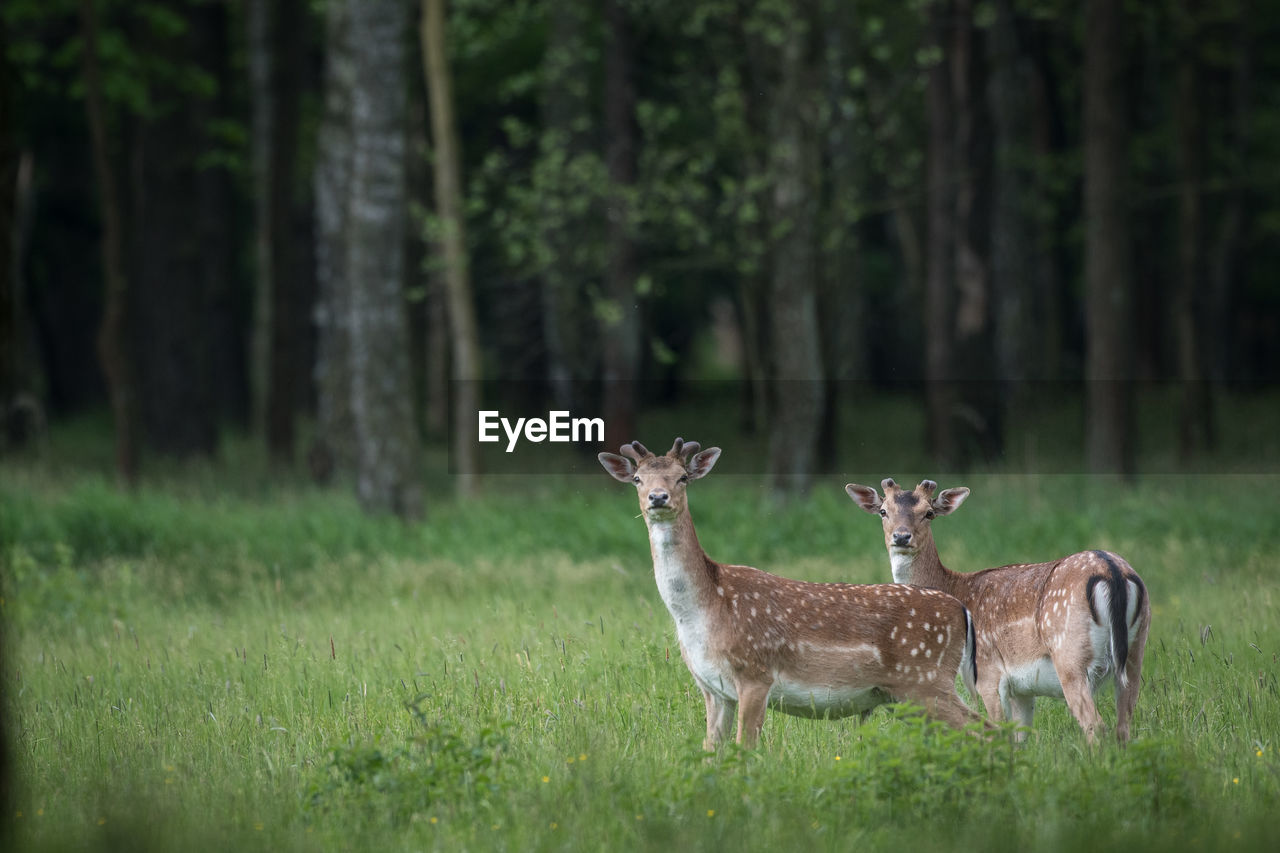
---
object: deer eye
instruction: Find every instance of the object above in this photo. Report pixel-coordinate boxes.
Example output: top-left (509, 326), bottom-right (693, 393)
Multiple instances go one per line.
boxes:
top-left (925, 510), bottom-right (935, 520)
top-left (632, 475), bottom-right (641, 484)
top-left (879, 508), bottom-right (887, 518)
top-left (678, 474), bottom-right (689, 484)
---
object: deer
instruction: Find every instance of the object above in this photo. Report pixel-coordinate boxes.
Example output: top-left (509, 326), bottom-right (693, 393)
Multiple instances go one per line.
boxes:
top-left (599, 438), bottom-right (982, 749)
top-left (845, 478), bottom-right (1150, 744)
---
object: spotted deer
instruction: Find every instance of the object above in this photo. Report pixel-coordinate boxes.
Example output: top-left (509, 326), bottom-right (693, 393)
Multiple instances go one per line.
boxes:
top-left (599, 439), bottom-right (981, 748)
top-left (845, 478), bottom-right (1150, 744)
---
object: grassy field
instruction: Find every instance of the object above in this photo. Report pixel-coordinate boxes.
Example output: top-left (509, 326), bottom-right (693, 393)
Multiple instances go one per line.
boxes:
top-left (2, 422), bottom-right (1279, 851)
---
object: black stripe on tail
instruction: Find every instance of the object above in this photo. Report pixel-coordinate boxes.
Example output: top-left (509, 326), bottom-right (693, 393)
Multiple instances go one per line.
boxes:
top-left (1086, 550), bottom-right (1131, 681)
top-left (962, 606), bottom-right (978, 695)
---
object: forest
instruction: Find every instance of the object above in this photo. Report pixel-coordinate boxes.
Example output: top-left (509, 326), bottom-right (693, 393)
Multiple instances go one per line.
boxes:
top-left (1, 0), bottom-right (1278, 513)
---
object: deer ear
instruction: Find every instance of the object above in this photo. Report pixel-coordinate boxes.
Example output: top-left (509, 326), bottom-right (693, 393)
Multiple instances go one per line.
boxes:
top-left (845, 484), bottom-right (883, 514)
top-left (932, 487), bottom-right (969, 516)
top-left (686, 447), bottom-right (721, 480)
top-left (598, 452), bottom-right (637, 483)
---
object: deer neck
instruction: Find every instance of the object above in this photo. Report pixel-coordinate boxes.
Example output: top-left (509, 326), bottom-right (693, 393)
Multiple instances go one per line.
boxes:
top-left (645, 508), bottom-right (716, 623)
top-left (891, 537), bottom-right (958, 595)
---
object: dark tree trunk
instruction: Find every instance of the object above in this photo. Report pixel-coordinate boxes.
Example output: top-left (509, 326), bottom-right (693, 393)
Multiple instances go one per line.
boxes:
top-left (422, 0), bottom-right (480, 496)
top-left (130, 2), bottom-right (232, 458)
top-left (924, 0), bottom-right (956, 467)
top-left (0, 13), bottom-right (14, 411)
top-left (815, 0), bottom-right (862, 472)
top-left (601, 0), bottom-right (641, 452)
top-left (1209, 1), bottom-right (1254, 384)
top-left (265, 0), bottom-right (306, 461)
top-left (949, 0), bottom-right (1001, 464)
top-left (1083, 0), bottom-right (1134, 476)
top-left (987, 0), bottom-right (1037, 392)
top-left (79, 0), bottom-right (138, 485)
top-left (1173, 0), bottom-right (1214, 452)
top-left (765, 8), bottom-right (824, 501)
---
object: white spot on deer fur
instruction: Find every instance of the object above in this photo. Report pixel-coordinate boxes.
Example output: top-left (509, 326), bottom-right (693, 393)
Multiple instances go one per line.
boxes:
top-left (750, 607), bottom-right (757, 617)
top-left (911, 648), bottom-right (918, 657)
top-left (937, 633), bottom-right (944, 644)
top-left (910, 608), bottom-right (916, 616)
top-left (906, 622), bottom-right (912, 628)
top-left (717, 587), bottom-right (724, 596)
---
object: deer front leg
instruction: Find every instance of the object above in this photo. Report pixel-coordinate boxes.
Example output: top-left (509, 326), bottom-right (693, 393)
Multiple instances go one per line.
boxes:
top-left (734, 680), bottom-right (772, 748)
top-left (701, 687), bottom-right (736, 750)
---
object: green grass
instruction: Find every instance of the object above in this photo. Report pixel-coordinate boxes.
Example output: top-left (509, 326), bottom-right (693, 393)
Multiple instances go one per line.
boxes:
top-left (3, 422), bottom-right (1279, 851)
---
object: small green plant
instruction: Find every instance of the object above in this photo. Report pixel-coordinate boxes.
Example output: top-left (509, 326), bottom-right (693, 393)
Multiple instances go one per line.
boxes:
top-left (306, 697), bottom-right (510, 826)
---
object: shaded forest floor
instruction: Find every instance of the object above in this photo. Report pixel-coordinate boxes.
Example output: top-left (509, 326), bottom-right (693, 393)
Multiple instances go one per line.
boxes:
top-left (2, 400), bottom-right (1279, 851)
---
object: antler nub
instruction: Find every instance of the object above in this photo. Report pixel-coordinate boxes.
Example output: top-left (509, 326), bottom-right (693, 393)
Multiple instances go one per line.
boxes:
top-left (620, 441), bottom-right (651, 462)
top-left (917, 480), bottom-right (938, 498)
top-left (881, 478), bottom-right (900, 495)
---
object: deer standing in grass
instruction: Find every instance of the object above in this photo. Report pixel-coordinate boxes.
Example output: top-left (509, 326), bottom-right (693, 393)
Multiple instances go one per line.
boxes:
top-left (845, 478), bottom-right (1150, 744)
top-left (599, 439), bottom-right (981, 748)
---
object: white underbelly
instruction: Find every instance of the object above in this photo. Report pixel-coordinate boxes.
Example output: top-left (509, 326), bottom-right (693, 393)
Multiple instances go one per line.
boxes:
top-left (1003, 657), bottom-right (1063, 698)
top-left (768, 678), bottom-right (887, 718)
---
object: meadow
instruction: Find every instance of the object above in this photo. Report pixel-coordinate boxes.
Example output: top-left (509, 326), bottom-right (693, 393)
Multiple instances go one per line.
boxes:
top-left (2, 415), bottom-right (1279, 852)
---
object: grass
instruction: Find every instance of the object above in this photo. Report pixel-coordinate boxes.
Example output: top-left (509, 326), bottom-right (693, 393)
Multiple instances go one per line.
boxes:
top-left (2, 415), bottom-right (1280, 851)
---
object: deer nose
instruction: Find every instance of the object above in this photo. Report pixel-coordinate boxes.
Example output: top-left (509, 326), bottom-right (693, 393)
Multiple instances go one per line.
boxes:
top-left (892, 531), bottom-right (912, 547)
top-left (648, 490), bottom-right (669, 508)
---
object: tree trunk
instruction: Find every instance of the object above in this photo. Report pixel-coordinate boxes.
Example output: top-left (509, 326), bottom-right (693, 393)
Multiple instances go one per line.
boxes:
top-left (0, 11), bottom-right (14, 412)
top-left (1209, 0), bottom-right (1254, 384)
top-left (265, 0), bottom-right (305, 461)
top-left (1174, 0), bottom-right (1214, 453)
top-left (949, 0), bottom-right (1001, 464)
top-left (247, 0), bottom-right (273, 443)
top-left (422, 0), bottom-right (480, 496)
top-left (1083, 0), bottom-right (1134, 476)
top-left (313, 0), bottom-right (356, 475)
top-left (79, 0), bottom-right (138, 485)
top-left (815, 0), bottom-right (862, 472)
top-left (601, 0), bottom-right (641, 451)
top-left (130, 2), bottom-right (230, 458)
top-left (987, 0), bottom-right (1036, 389)
top-left (924, 0), bottom-right (956, 468)
top-left (765, 9), bottom-right (824, 502)
top-left (346, 0), bottom-right (421, 516)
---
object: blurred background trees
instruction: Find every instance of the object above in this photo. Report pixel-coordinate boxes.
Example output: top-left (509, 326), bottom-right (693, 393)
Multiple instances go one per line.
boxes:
top-left (1, 0), bottom-right (1277, 512)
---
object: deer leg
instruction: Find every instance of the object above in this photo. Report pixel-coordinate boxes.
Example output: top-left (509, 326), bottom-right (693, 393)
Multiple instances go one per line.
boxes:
top-left (734, 680), bottom-right (772, 748)
top-left (701, 688), bottom-right (736, 750)
top-left (1007, 694), bottom-right (1035, 741)
top-left (1058, 669), bottom-right (1105, 744)
top-left (977, 671), bottom-right (1006, 724)
top-left (1115, 622), bottom-right (1148, 745)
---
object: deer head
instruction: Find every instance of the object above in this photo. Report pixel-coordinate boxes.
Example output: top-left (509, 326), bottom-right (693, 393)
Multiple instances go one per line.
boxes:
top-left (599, 437), bottom-right (722, 521)
top-left (845, 478), bottom-right (970, 554)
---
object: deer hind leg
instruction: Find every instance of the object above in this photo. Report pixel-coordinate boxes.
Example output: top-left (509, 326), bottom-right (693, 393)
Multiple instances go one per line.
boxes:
top-left (1115, 618), bottom-right (1149, 744)
top-left (734, 680), bottom-right (772, 748)
top-left (701, 688), bottom-right (736, 750)
top-left (1007, 693), bottom-right (1035, 742)
top-left (1058, 668), bottom-right (1105, 744)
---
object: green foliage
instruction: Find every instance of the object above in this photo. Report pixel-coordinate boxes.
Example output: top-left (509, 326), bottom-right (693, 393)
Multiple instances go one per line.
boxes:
top-left (4, 416), bottom-right (1280, 851)
top-left (308, 701), bottom-right (510, 825)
